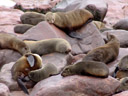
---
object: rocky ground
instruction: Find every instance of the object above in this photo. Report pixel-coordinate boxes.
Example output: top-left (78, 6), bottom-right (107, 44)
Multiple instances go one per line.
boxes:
top-left (0, 0), bottom-right (128, 96)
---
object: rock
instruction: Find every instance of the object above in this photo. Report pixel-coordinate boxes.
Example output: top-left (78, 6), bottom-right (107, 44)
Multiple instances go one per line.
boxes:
top-left (113, 91), bottom-right (128, 96)
top-left (113, 18), bottom-right (128, 30)
top-left (108, 48), bottom-right (128, 76)
top-left (0, 0), bottom-right (16, 8)
top-left (102, 30), bottom-right (128, 48)
top-left (104, 0), bottom-right (128, 28)
top-left (19, 21), bottom-right (105, 55)
top-left (41, 53), bottom-right (70, 72)
top-left (0, 83), bottom-right (10, 96)
top-left (52, 0), bottom-right (108, 21)
top-left (0, 62), bottom-right (20, 91)
top-left (0, 49), bottom-right (21, 69)
top-left (0, 7), bottom-right (24, 34)
top-left (30, 75), bottom-right (120, 96)
top-left (13, 0), bottom-right (61, 13)
top-left (10, 90), bottom-right (31, 96)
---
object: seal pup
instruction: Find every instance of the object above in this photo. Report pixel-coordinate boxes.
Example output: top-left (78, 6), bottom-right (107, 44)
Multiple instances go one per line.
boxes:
top-left (28, 63), bottom-right (58, 82)
top-left (11, 53), bottom-right (42, 94)
top-left (82, 33), bottom-right (120, 64)
top-left (20, 12), bottom-right (45, 25)
top-left (14, 24), bottom-right (34, 34)
top-left (0, 33), bottom-right (30, 55)
top-left (24, 38), bottom-right (71, 56)
top-left (61, 61), bottom-right (109, 78)
top-left (45, 9), bottom-right (93, 39)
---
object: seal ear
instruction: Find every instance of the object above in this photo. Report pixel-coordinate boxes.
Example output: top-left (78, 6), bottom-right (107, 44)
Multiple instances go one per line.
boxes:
top-left (27, 54), bottom-right (35, 67)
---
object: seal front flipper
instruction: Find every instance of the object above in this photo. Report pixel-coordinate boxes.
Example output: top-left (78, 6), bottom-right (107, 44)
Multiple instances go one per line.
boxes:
top-left (112, 67), bottom-right (119, 78)
top-left (17, 78), bottom-right (29, 95)
top-left (68, 31), bottom-right (83, 40)
top-left (27, 54), bottom-right (35, 67)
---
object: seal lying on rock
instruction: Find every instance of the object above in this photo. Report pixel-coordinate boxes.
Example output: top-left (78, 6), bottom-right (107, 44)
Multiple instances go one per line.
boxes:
top-left (45, 9), bottom-right (93, 39)
top-left (24, 38), bottom-right (71, 56)
top-left (11, 53), bottom-right (42, 94)
top-left (20, 12), bottom-right (45, 25)
top-left (113, 55), bottom-right (128, 79)
top-left (0, 33), bottom-right (30, 55)
top-left (14, 24), bottom-right (34, 34)
top-left (28, 63), bottom-right (58, 82)
top-left (82, 33), bottom-right (120, 64)
top-left (61, 61), bottom-right (109, 78)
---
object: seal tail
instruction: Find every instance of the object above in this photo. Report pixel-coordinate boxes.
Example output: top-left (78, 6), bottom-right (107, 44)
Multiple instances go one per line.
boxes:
top-left (17, 78), bottom-right (29, 95)
top-left (68, 31), bottom-right (83, 40)
top-left (112, 67), bottom-right (119, 78)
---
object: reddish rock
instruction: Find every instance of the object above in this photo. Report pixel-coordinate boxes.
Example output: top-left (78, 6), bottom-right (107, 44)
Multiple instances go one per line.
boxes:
top-left (102, 30), bottom-right (128, 48)
top-left (0, 7), bottom-right (24, 34)
top-left (19, 21), bottom-right (105, 55)
top-left (104, 0), bottom-right (128, 28)
top-left (30, 75), bottom-right (120, 96)
top-left (113, 91), bottom-right (128, 96)
top-left (0, 49), bottom-right (21, 69)
top-left (10, 90), bottom-right (31, 96)
top-left (13, 0), bottom-right (61, 13)
top-left (41, 52), bottom-right (70, 72)
top-left (0, 83), bottom-right (10, 96)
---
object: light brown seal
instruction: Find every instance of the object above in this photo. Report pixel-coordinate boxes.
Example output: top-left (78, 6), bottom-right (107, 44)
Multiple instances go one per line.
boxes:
top-left (11, 53), bottom-right (42, 94)
top-left (0, 33), bottom-right (30, 55)
top-left (28, 63), bottom-right (58, 82)
top-left (45, 9), bottom-right (93, 39)
top-left (24, 38), bottom-right (71, 56)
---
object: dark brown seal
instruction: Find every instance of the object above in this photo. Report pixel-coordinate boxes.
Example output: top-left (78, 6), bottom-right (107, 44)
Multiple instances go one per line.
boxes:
top-left (82, 33), bottom-right (120, 64)
top-left (61, 61), bottom-right (109, 78)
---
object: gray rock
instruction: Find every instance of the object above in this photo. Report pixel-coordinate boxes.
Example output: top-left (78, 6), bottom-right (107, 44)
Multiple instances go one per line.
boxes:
top-left (0, 83), bottom-right (10, 96)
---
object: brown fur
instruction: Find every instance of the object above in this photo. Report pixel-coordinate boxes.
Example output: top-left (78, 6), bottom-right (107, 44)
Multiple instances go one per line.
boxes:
top-left (11, 53), bottom-right (42, 81)
top-left (45, 9), bottom-right (93, 39)
top-left (0, 33), bottom-right (30, 55)
top-left (28, 63), bottom-right (58, 82)
top-left (61, 61), bottom-right (109, 78)
top-left (20, 12), bottom-right (45, 25)
top-left (115, 70), bottom-right (128, 79)
top-left (24, 38), bottom-right (71, 56)
top-left (82, 33), bottom-right (120, 64)
top-left (14, 24), bottom-right (34, 34)
top-left (92, 21), bottom-right (105, 30)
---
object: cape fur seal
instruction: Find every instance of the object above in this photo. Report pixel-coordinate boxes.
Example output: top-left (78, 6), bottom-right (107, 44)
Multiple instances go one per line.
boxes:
top-left (24, 38), bottom-right (71, 56)
top-left (11, 53), bottom-right (42, 94)
top-left (28, 63), bottom-right (58, 82)
top-left (61, 61), bottom-right (109, 78)
top-left (0, 33), bottom-right (30, 55)
top-left (20, 12), bottom-right (45, 25)
top-left (82, 33), bottom-right (120, 64)
top-left (113, 55), bottom-right (128, 79)
top-left (45, 9), bottom-right (93, 39)
top-left (14, 24), bottom-right (34, 34)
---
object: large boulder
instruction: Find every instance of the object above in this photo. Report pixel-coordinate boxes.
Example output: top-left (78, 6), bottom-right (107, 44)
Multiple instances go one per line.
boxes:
top-left (113, 91), bottom-right (128, 96)
top-left (30, 75), bottom-right (120, 96)
top-left (19, 21), bottom-right (105, 55)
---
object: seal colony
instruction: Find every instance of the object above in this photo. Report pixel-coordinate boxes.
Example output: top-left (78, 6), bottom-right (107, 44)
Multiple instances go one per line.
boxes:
top-left (45, 9), bottom-right (93, 39)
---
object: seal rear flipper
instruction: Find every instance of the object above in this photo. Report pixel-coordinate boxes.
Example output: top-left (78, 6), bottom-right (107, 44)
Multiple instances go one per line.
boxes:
top-left (27, 55), bottom-right (35, 67)
top-left (68, 31), bottom-right (83, 40)
top-left (17, 78), bottom-right (29, 95)
top-left (112, 67), bottom-right (119, 78)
